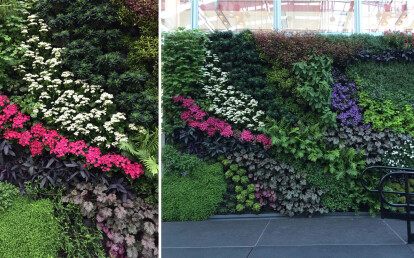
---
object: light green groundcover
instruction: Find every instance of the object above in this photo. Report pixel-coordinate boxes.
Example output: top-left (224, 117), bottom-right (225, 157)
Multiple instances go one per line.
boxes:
top-left (0, 196), bottom-right (61, 257)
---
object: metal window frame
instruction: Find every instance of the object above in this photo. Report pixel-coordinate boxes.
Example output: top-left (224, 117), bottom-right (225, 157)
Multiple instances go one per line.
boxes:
top-left (191, 0), bottom-right (363, 33)
top-left (191, 0), bottom-right (199, 30)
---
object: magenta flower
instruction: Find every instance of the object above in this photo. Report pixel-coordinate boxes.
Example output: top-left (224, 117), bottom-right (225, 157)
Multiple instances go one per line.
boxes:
top-left (173, 96), bottom-right (272, 149)
top-left (239, 130), bottom-right (255, 142)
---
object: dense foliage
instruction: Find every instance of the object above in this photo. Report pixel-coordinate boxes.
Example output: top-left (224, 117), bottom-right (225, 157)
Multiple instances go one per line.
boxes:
top-left (162, 145), bottom-right (226, 221)
top-left (162, 28), bottom-right (414, 220)
top-left (0, 0), bottom-right (158, 256)
top-left (0, 195), bottom-right (61, 257)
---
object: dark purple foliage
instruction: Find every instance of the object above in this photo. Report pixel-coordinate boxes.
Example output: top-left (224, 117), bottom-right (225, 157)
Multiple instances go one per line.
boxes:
top-left (0, 140), bottom-right (134, 200)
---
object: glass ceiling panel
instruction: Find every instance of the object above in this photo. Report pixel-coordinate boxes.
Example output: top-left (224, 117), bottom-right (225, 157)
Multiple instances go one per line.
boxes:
top-left (161, 0), bottom-right (192, 31)
top-left (362, 1), bottom-right (414, 33)
top-left (282, 1), bottom-right (354, 33)
top-left (198, 0), bottom-right (274, 32)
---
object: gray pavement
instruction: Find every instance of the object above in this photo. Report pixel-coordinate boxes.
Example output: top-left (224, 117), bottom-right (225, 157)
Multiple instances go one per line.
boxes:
top-left (162, 216), bottom-right (414, 258)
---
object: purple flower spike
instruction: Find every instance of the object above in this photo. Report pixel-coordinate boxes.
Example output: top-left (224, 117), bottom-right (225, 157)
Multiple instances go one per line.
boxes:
top-left (331, 70), bottom-right (366, 127)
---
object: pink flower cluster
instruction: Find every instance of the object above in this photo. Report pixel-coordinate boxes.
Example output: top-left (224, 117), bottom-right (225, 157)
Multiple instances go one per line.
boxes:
top-left (173, 95), bottom-right (272, 149)
top-left (0, 94), bottom-right (143, 179)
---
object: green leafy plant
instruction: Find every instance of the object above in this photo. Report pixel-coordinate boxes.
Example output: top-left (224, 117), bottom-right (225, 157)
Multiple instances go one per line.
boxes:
top-left (293, 54), bottom-right (337, 127)
top-left (162, 29), bottom-right (206, 97)
top-left (359, 90), bottom-right (414, 135)
top-left (0, 181), bottom-right (19, 213)
top-left (119, 127), bottom-right (158, 175)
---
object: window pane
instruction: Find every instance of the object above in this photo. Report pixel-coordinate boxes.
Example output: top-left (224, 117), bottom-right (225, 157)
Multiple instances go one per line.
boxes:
top-left (362, 1), bottom-right (414, 33)
top-left (282, 0), bottom-right (354, 33)
top-left (161, 0), bottom-right (192, 31)
top-left (198, 0), bottom-right (274, 32)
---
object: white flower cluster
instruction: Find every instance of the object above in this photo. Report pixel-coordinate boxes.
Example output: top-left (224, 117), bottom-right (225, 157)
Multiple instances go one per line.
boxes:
top-left (384, 137), bottom-right (414, 168)
top-left (201, 50), bottom-right (265, 130)
top-left (16, 14), bottom-right (128, 148)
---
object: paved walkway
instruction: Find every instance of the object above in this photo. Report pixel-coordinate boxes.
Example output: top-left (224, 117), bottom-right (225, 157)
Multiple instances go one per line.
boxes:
top-left (162, 215), bottom-right (414, 258)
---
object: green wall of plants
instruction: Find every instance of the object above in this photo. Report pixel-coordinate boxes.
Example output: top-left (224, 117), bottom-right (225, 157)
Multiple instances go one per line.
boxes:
top-left (0, 0), bottom-right (158, 256)
top-left (162, 29), bottom-right (414, 220)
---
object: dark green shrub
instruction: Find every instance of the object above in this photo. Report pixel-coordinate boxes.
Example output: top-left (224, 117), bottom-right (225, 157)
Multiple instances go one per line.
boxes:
top-left (162, 29), bottom-right (207, 97)
top-left (0, 197), bottom-right (61, 257)
top-left (161, 29), bottom-right (206, 134)
top-left (0, 1), bottom-right (27, 95)
top-left (347, 61), bottom-right (414, 107)
top-left (162, 144), bottom-right (204, 177)
top-left (116, 92), bottom-right (158, 127)
top-left (207, 30), bottom-right (266, 97)
top-left (162, 146), bottom-right (226, 221)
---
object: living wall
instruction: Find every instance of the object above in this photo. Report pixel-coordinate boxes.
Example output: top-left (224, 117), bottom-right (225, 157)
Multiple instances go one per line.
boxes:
top-left (0, 0), bottom-right (158, 257)
top-left (161, 28), bottom-right (414, 220)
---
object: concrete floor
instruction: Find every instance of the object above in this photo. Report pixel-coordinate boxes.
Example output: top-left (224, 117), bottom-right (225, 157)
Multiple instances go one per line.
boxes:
top-left (162, 216), bottom-right (414, 258)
